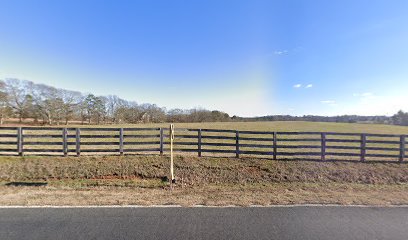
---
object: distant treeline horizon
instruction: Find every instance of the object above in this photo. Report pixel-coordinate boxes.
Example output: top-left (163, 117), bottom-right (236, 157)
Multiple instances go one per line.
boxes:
top-left (233, 115), bottom-right (391, 124)
top-left (1, 78), bottom-right (407, 126)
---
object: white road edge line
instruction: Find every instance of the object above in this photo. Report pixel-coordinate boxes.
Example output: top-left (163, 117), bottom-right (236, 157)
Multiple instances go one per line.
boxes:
top-left (0, 204), bottom-right (408, 208)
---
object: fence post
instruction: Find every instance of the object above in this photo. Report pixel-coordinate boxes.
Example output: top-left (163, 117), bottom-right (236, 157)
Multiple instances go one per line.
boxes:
top-left (159, 128), bottom-right (164, 156)
top-left (62, 128), bottom-right (68, 157)
top-left (321, 133), bottom-right (326, 161)
top-left (75, 128), bottom-right (81, 157)
top-left (273, 132), bottom-right (277, 160)
top-left (360, 134), bottom-right (366, 162)
top-left (235, 130), bottom-right (240, 158)
top-left (400, 135), bottom-right (405, 162)
top-left (169, 124), bottom-right (175, 183)
top-left (119, 128), bottom-right (124, 156)
top-left (198, 129), bottom-right (202, 157)
top-left (17, 127), bottom-right (23, 156)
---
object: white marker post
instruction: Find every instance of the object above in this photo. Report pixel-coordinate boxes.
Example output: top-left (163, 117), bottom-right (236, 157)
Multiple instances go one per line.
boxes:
top-left (170, 124), bottom-right (176, 183)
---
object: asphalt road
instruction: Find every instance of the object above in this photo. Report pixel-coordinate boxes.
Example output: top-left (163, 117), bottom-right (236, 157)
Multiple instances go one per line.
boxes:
top-left (0, 206), bottom-right (407, 240)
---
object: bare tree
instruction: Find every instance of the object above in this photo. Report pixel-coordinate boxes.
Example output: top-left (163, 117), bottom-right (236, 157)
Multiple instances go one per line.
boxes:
top-left (31, 84), bottom-right (57, 124)
top-left (105, 95), bottom-right (125, 123)
top-left (140, 103), bottom-right (166, 123)
top-left (0, 80), bottom-right (11, 124)
top-left (167, 108), bottom-right (188, 122)
top-left (1, 78), bottom-right (233, 125)
top-left (60, 90), bottom-right (82, 125)
top-left (5, 78), bottom-right (34, 123)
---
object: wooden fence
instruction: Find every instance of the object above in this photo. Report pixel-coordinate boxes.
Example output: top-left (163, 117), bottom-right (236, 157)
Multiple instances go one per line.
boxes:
top-left (0, 127), bottom-right (406, 162)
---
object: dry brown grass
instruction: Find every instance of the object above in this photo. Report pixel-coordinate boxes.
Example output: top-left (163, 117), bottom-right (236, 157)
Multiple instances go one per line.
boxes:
top-left (3, 120), bottom-right (408, 162)
top-left (1, 155), bottom-right (408, 184)
top-left (1, 183), bottom-right (407, 206)
top-left (8, 120), bottom-right (408, 134)
top-left (1, 155), bottom-right (408, 206)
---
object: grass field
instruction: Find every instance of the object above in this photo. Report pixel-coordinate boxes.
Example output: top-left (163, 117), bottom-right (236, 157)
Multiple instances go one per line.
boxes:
top-left (1, 121), bottom-right (408, 206)
top-left (3, 121), bottom-right (408, 161)
top-left (5, 120), bottom-right (408, 134)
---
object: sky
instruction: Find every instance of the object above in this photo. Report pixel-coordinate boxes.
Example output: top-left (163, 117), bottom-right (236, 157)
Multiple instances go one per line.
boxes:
top-left (1, 0), bottom-right (408, 117)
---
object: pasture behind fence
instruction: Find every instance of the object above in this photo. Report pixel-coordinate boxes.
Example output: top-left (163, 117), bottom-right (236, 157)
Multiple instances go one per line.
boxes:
top-left (0, 126), bottom-right (406, 162)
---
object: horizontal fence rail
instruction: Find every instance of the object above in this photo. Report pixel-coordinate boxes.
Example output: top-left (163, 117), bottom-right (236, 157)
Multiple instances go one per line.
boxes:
top-left (0, 127), bottom-right (406, 162)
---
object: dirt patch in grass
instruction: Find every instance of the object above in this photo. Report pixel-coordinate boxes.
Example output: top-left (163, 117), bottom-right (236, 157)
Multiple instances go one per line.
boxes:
top-left (1, 155), bottom-right (408, 206)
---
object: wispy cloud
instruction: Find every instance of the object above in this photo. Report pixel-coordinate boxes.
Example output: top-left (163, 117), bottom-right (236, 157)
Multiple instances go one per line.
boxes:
top-left (274, 50), bottom-right (289, 55)
top-left (273, 47), bottom-right (303, 56)
top-left (353, 92), bottom-right (374, 97)
top-left (353, 92), bottom-right (377, 104)
top-left (293, 83), bottom-right (313, 89)
top-left (321, 100), bottom-right (337, 106)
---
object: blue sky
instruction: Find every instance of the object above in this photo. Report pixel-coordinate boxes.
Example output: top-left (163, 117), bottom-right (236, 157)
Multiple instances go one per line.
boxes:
top-left (1, 0), bottom-right (408, 117)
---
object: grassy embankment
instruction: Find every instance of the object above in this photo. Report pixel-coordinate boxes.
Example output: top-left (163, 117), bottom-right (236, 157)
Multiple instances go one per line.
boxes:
top-left (1, 121), bottom-right (408, 206)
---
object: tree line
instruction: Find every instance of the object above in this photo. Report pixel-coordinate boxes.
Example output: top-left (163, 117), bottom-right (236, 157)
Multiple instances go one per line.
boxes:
top-left (233, 115), bottom-right (391, 124)
top-left (0, 78), bottom-right (230, 125)
top-left (235, 113), bottom-right (408, 126)
top-left (0, 78), bottom-right (407, 126)
top-left (391, 111), bottom-right (408, 126)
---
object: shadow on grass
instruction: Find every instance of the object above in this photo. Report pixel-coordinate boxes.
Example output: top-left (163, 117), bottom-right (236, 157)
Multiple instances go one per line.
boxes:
top-left (0, 152), bottom-right (406, 165)
top-left (198, 155), bottom-right (408, 164)
top-left (6, 182), bottom-right (48, 187)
